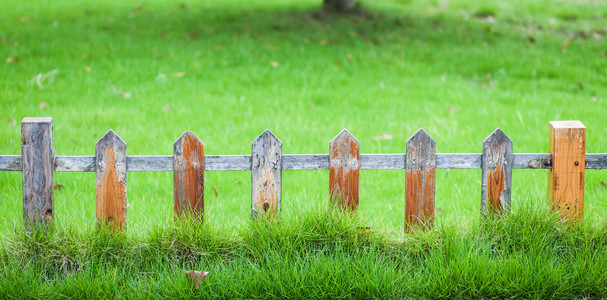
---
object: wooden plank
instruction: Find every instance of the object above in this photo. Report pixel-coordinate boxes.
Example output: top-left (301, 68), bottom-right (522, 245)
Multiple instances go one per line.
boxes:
top-left (96, 130), bottom-right (127, 229)
top-left (548, 121), bottom-right (585, 220)
top-left (205, 155), bottom-right (251, 171)
top-left (585, 154), bottom-right (607, 169)
top-left (251, 130), bottom-right (282, 219)
top-left (284, 154), bottom-right (329, 170)
top-left (437, 153), bottom-right (480, 169)
top-left (513, 153), bottom-right (552, 169)
top-left (481, 128), bottom-right (513, 213)
top-left (405, 129), bottom-right (436, 231)
top-left (329, 129), bottom-right (360, 211)
top-left (0, 155), bottom-right (22, 171)
top-left (21, 117), bottom-right (54, 227)
top-left (173, 132), bottom-right (205, 219)
top-left (128, 156), bottom-right (172, 171)
top-left (361, 154), bottom-right (404, 169)
top-left (2, 153), bottom-right (607, 172)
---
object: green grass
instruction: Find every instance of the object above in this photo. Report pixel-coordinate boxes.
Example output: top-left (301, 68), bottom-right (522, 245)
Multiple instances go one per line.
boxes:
top-left (1, 0), bottom-right (606, 230)
top-left (1, 0), bottom-right (606, 297)
top-left (2, 204), bottom-right (607, 299)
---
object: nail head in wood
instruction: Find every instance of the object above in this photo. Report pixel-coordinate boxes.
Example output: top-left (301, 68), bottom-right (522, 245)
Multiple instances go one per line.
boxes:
top-left (548, 121), bottom-right (585, 220)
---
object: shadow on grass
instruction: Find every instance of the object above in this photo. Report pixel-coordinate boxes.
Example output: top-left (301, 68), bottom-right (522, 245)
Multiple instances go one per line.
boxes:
top-left (17, 1), bottom-right (512, 49)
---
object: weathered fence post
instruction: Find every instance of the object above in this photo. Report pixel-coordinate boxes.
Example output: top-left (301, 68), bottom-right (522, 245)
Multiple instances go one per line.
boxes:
top-left (329, 129), bottom-right (360, 211)
top-left (96, 130), bottom-right (127, 229)
top-left (21, 117), bottom-right (55, 228)
top-left (173, 132), bottom-right (205, 220)
top-left (548, 121), bottom-right (585, 220)
top-left (405, 129), bottom-right (436, 231)
top-left (251, 130), bottom-right (282, 219)
top-left (481, 128), bottom-right (513, 213)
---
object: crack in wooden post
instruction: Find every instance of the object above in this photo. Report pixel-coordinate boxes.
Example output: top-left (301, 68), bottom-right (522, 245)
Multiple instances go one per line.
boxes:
top-left (96, 130), bottom-right (127, 229)
top-left (251, 130), bottom-right (282, 219)
top-left (329, 129), bottom-right (360, 211)
top-left (405, 129), bottom-right (436, 231)
top-left (173, 132), bottom-right (205, 221)
top-left (548, 121), bottom-right (585, 220)
top-left (21, 117), bottom-right (55, 228)
top-left (481, 128), bottom-right (513, 213)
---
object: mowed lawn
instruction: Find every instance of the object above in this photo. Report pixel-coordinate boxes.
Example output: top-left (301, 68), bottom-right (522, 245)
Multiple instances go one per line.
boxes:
top-left (2, 0), bottom-right (607, 298)
top-left (1, 0), bottom-right (606, 232)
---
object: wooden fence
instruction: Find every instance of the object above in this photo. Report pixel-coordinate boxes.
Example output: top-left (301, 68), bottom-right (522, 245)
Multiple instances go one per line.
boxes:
top-left (1, 118), bottom-right (606, 230)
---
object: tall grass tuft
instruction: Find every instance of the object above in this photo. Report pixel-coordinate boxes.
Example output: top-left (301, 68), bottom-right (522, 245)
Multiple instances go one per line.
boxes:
top-left (2, 203), bottom-right (607, 298)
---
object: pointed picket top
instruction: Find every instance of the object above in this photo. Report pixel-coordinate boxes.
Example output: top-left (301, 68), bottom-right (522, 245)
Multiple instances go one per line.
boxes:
top-left (174, 131), bottom-right (205, 219)
top-left (174, 131), bottom-right (204, 150)
top-left (251, 129), bottom-right (282, 218)
top-left (405, 128), bottom-right (436, 231)
top-left (481, 128), bottom-right (513, 213)
top-left (96, 129), bottom-right (126, 179)
top-left (95, 129), bottom-right (127, 229)
top-left (96, 129), bottom-right (126, 147)
top-left (252, 129), bottom-right (282, 147)
top-left (406, 129), bottom-right (436, 172)
top-left (329, 128), bottom-right (360, 211)
top-left (330, 129), bottom-right (359, 146)
top-left (483, 128), bottom-right (512, 147)
top-left (407, 128), bottom-right (436, 147)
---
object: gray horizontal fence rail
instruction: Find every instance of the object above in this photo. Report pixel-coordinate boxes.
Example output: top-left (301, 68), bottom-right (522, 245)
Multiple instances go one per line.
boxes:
top-left (1, 153), bottom-right (607, 172)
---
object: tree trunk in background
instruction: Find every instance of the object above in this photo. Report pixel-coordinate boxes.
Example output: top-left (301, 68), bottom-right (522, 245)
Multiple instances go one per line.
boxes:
top-left (323, 0), bottom-right (356, 13)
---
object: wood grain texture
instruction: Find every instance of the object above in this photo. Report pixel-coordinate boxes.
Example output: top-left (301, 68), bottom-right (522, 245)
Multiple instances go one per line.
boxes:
top-left (251, 130), bottom-right (282, 219)
top-left (481, 128), bottom-right (513, 213)
top-left (548, 121), bottom-right (586, 220)
top-left (21, 117), bottom-right (54, 227)
top-left (405, 129), bottom-right (436, 231)
top-left (2, 153), bottom-right (607, 172)
top-left (173, 132), bottom-right (205, 220)
top-left (329, 129), bottom-right (360, 211)
top-left (96, 130), bottom-right (127, 229)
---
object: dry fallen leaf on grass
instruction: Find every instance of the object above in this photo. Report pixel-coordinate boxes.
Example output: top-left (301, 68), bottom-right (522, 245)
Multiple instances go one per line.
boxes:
top-left (84, 66), bottom-right (92, 72)
top-left (373, 134), bottom-right (393, 141)
top-left (39, 102), bottom-right (49, 110)
top-left (270, 61), bottom-right (279, 67)
top-left (185, 271), bottom-right (209, 290)
top-left (6, 57), bottom-right (18, 64)
top-left (174, 72), bottom-right (185, 78)
top-left (110, 85), bottom-right (132, 99)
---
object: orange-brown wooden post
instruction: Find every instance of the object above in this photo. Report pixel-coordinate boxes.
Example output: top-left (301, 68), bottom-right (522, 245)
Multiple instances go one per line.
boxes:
top-left (96, 130), bottom-right (127, 229)
top-left (548, 121), bottom-right (586, 220)
top-left (174, 132), bottom-right (205, 220)
top-left (329, 129), bottom-right (360, 211)
top-left (405, 129), bottom-right (436, 231)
